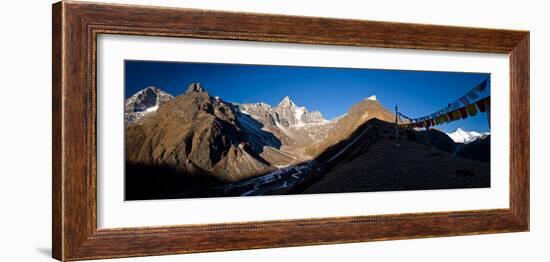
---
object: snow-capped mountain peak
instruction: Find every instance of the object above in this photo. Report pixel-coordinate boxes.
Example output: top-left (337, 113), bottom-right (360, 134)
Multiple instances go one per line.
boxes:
top-left (365, 95), bottom-right (377, 101)
top-left (124, 86), bottom-right (174, 123)
top-left (278, 96), bottom-right (296, 108)
top-left (239, 95), bottom-right (327, 129)
top-left (447, 128), bottom-right (489, 144)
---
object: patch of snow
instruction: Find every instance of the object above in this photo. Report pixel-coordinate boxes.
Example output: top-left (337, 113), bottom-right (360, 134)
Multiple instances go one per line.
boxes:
top-left (292, 106), bottom-right (307, 127)
top-left (447, 128), bottom-right (489, 143)
top-left (239, 107), bottom-right (250, 115)
top-left (331, 113), bottom-right (347, 122)
top-left (365, 95), bottom-right (377, 101)
top-left (236, 112), bottom-right (267, 138)
top-left (145, 104), bottom-right (159, 113)
top-left (278, 96), bottom-right (296, 108)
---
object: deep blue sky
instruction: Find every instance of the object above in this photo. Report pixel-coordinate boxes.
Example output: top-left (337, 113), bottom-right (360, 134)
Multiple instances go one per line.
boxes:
top-left (125, 60), bottom-right (490, 133)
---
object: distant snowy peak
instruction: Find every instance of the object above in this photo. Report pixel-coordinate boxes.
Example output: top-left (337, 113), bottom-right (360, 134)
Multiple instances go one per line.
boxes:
top-left (273, 96), bottom-right (327, 127)
top-left (365, 95), bottom-right (377, 101)
top-left (238, 96), bottom-right (328, 128)
top-left (125, 86), bottom-right (173, 111)
top-left (277, 96), bottom-right (297, 108)
top-left (125, 86), bottom-right (173, 123)
top-left (447, 128), bottom-right (489, 144)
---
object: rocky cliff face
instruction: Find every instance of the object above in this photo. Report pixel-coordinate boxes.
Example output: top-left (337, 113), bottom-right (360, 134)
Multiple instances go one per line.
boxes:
top-left (186, 82), bottom-right (206, 94)
top-left (124, 86), bottom-right (173, 123)
top-left (236, 96), bottom-right (334, 159)
top-left (238, 96), bottom-right (327, 129)
top-left (270, 96), bottom-right (327, 127)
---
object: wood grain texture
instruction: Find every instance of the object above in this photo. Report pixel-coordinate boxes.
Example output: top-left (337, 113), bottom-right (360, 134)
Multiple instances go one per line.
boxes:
top-left (509, 35), bottom-right (530, 227)
top-left (52, 1), bottom-right (530, 261)
top-left (52, 2), bottom-right (63, 260)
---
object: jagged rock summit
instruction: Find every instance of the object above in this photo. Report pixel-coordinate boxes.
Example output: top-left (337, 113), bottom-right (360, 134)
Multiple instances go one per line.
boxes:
top-left (277, 96), bottom-right (296, 108)
top-left (274, 96), bottom-right (327, 127)
top-left (186, 83), bottom-right (206, 94)
top-left (124, 86), bottom-right (174, 123)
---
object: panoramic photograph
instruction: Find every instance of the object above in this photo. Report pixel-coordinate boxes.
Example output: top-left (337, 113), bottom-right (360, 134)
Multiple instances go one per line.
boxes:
top-left (124, 60), bottom-right (491, 200)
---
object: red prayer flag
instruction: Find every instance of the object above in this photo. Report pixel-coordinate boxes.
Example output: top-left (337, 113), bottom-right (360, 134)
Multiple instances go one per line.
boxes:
top-left (459, 107), bottom-right (468, 119)
top-left (447, 112), bottom-right (455, 121)
top-left (459, 96), bottom-right (470, 106)
top-left (475, 97), bottom-right (489, 112)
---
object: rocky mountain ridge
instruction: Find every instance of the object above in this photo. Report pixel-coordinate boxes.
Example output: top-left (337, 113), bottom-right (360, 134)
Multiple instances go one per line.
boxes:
top-left (124, 86), bottom-right (174, 123)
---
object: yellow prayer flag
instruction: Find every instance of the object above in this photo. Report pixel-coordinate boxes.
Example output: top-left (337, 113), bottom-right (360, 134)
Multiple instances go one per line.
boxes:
top-left (452, 110), bottom-right (461, 121)
top-left (440, 115), bottom-right (446, 124)
top-left (442, 114), bottom-right (450, 123)
top-left (466, 103), bottom-right (477, 117)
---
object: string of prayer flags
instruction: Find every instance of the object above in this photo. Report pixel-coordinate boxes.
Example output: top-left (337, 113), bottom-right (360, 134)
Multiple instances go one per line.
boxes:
top-left (399, 96), bottom-right (490, 129)
top-left (433, 78), bottom-right (489, 117)
top-left (398, 112), bottom-right (414, 121)
top-left (397, 77), bottom-right (490, 129)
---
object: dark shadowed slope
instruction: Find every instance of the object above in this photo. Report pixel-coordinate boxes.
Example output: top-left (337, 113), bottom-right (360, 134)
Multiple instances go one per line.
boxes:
top-left (416, 128), bottom-right (458, 154)
top-left (454, 135), bottom-right (491, 163)
top-left (303, 119), bottom-right (490, 194)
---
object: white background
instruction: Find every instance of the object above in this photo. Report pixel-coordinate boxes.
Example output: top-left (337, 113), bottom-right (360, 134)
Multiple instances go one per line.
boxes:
top-left (0, 0), bottom-right (547, 261)
top-left (98, 35), bottom-right (509, 228)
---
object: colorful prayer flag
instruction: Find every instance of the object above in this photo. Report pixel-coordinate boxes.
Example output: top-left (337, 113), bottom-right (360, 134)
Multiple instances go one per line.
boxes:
top-left (452, 110), bottom-right (461, 121)
top-left (447, 112), bottom-right (455, 121)
top-left (435, 116), bottom-right (441, 125)
top-left (441, 114), bottom-right (450, 123)
top-left (459, 107), bottom-right (468, 119)
top-left (475, 97), bottom-right (488, 112)
top-left (466, 90), bottom-right (479, 100)
top-left (451, 101), bottom-right (461, 109)
top-left (466, 103), bottom-right (477, 116)
top-left (474, 79), bottom-right (488, 92)
top-left (459, 96), bottom-right (470, 106)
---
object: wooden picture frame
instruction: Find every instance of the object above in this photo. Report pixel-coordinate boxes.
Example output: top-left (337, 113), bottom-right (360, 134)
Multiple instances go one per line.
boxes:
top-left (52, 1), bottom-right (529, 261)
